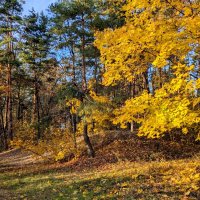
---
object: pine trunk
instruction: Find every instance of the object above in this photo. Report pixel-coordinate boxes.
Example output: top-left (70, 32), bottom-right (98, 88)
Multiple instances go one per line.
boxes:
top-left (6, 63), bottom-right (13, 141)
top-left (34, 75), bottom-right (41, 140)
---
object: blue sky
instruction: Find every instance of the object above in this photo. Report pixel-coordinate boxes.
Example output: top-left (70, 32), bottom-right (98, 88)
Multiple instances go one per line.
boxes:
top-left (23, 0), bottom-right (57, 15)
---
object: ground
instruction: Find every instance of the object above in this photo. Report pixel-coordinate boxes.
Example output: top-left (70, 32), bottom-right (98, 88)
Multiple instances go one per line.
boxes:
top-left (0, 131), bottom-right (200, 199)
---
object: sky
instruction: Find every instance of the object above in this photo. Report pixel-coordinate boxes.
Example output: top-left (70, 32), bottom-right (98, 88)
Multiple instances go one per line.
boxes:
top-left (23, 0), bottom-right (57, 15)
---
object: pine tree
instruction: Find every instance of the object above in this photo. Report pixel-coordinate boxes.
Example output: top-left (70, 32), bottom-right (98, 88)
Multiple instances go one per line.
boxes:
top-left (0, 0), bottom-right (23, 148)
top-left (50, 0), bottom-right (99, 157)
top-left (20, 10), bottom-right (53, 140)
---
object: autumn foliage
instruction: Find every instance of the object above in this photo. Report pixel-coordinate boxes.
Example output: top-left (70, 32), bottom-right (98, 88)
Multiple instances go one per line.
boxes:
top-left (95, 0), bottom-right (200, 139)
top-left (0, 0), bottom-right (200, 165)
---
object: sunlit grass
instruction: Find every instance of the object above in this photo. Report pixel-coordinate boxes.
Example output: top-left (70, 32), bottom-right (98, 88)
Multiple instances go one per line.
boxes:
top-left (1, 157), bottom-right (200, 200)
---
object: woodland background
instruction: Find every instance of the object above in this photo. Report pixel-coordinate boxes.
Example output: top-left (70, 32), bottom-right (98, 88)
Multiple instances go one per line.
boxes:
top-left (0, 0), bottom-right (200, 199)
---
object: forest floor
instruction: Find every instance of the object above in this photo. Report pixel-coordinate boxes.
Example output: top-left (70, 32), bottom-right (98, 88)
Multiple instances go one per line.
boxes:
top-left (0, 131), bottom-right (200, 200)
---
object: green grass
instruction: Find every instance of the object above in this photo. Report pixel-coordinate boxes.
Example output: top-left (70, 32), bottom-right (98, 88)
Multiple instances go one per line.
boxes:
top-left (1, 157), bottom-right (200, 200)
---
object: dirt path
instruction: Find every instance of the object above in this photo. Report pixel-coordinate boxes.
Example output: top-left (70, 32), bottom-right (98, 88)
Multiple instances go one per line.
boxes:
top-left (0, 149), bottom-right (42, 199)
top-left (0, 148), bottom-right (43, 172)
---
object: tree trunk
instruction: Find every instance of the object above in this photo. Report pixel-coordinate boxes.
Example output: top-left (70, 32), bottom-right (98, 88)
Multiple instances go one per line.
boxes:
top-left (34, 75), bottom-right (41, 140)
top-left (72, 114), bottom-right (77, 149)
top-left (81, 13), bottom-right (95, 157)
top-left (81, 14), bottom-right (87, 92)
top-left (158, 68), bottom-right (162, 89)
top-left (71, 44), bottom-right (76, 84)
top-left (17, 86), bottom-right (23, 121)
top-left (130, 81), bottom-right (135, 133)
top-left (6, 63), bottom-right (13, 141)
top-left (6, 20), bottom-right (14, 141)
top-left (130, 121), bottom-right (134, 133)
top-left (142, 71), bottom-right (150, 93)
top-left (83, 123), bottom-right (95, 157)
top-left (0, 108), bottom-right (8, 150)
top-left (94, 49), bottom-right (99, 93)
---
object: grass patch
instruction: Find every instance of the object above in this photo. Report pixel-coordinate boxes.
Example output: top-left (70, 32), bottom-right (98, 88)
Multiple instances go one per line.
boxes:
top-left (1, 157), bottom-right (200, 200)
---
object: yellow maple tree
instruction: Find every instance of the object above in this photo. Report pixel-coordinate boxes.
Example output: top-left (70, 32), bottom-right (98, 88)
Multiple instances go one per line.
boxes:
top-left (95, 0), bottom-right (200, 138)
